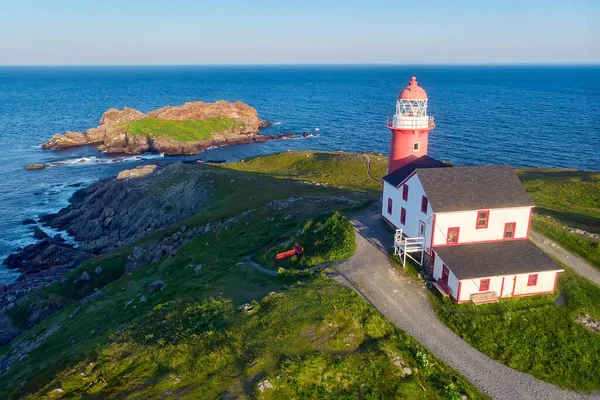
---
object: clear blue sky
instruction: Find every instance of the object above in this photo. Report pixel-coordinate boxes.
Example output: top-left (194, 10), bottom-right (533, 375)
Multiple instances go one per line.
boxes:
top-left (0, 0), bottom-right (598, 65)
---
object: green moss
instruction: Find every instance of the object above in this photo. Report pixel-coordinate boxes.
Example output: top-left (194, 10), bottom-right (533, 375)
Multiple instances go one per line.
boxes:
top-left (124, 117), bottom-right (242, 142)
top-left (432, 268), bottom-right (600, 391)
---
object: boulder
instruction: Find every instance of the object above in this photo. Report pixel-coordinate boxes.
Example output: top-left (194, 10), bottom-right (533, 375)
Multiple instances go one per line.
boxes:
top-left (41, 131), bottom-right (88, 150)
top-left (257, 379), bottom-right (273, 392)
top-left (24, 163), bottom-right (48, 170)
top-left (116, 165), bottom-right (158, 180)
top-left (81, 288), bottom-right (103, 305)
top-left (22, 218), bottom-right (36, 225)
top-left (95, 266), bottom-right (103, 275)
top-left (147, 280), bottom-right (166, 293)
top-left (0, 314), bottom-right (19, 346)
top-left (99, 107), bottom-right (144, 126)
top-left (80, 271), bottom-right (91, 281)
top-left (31, 226), bottom-right (49, 240)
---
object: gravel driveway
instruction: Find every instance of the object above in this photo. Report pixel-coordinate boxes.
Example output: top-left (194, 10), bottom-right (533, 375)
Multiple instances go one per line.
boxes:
top-left (331, 203), bottom-right (598, 400)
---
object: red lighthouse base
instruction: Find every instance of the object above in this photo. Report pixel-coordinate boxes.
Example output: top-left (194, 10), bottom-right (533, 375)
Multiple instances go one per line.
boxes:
top-left (388, 129), bottom-right (431, 173)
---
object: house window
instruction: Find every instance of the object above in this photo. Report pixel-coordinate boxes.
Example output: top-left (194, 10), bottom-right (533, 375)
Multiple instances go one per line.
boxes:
top-left (504, 222), bottom-right (516, 239)
top-left (421, 196), bottom-right (428, 213)
top-left (480, 279), bottom-right (490, 291)
top-left (476, 210), bottom-right (489, 229)
top-left (413, 142), bottom-right (420, 152)
top-left (387, 198), bottom-right (393, 215)
top-left (528, 274), bottom-right (538, 286)
top-left (418, 220), bottom-right (426, 237)
top-left (447, 227), bottom-right (459, 244)
top-left (402, 184), bottom-right (409, 201)
top-left (400, 207), bottom-right (407, 225)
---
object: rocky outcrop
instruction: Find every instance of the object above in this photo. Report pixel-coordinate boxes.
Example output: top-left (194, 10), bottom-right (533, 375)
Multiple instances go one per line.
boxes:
top-left (2, 236), bottom-right (91, 276)
top-left (40, 163), bottom-right (214, 254)
top-left (41, 131), bottom-right (89, 150)
top-left (0, 235), bottom-right (92, 316)
top-left (0, 163), bottom-right (216, 344)
top-left (40, 101), bottom-right (273, 155)
top-left (24, 163), bottom-right (48, 170)
top-left (147, 101), bottom-right (260, 129)
top-left (116, 164), bottom-right (158, 180)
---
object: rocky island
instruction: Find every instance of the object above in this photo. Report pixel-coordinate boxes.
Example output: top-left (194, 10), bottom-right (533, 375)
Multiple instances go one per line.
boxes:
top-left (40, 100), bottom-right (283, 155)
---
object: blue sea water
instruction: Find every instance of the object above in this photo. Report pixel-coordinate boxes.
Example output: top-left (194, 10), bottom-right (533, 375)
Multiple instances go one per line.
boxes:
top-left (0, 65), bottom-right (598, 282)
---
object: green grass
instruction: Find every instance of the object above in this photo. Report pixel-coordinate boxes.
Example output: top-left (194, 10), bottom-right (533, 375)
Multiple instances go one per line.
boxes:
top-left (227, 151), bottom-right (387, 194)
top-left (1, 151), bottom-right (486, 399)
top-left (517, 168), bottom-right (600, 232)
top-left (255, 212), bottom-right (356, 271)
top-left (15, 277), bottom-right (486, 400)
top-left (532, 216), bottom-right (600, 270)
top-left (124, 117), bottom-right (242, 142)
top-left (517, 168), bottom-right (600, 270)
top-left (432, 268), bottom-right (600, 392)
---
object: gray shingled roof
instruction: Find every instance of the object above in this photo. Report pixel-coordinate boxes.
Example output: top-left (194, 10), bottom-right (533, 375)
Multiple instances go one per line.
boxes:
top-left (417, 165), bottom-right (535, 213)
top-left (433, 240), bottom-right (563, 280)
top-left (382, 156), bottom-right (451, 187)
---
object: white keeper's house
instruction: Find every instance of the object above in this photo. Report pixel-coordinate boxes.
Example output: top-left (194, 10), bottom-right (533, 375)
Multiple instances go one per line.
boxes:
top-left (381, 77), bottom-right (563, 304)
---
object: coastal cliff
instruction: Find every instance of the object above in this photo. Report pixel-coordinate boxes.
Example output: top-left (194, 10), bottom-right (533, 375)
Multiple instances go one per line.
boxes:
top-left (41, 100), bottom-right (275, 155)
top-left (0, 163), bottom-right (215, 330)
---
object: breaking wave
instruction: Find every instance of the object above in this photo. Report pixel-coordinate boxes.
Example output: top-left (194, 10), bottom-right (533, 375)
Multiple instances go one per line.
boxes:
top-left (49, 153), bottom-right (164, 167)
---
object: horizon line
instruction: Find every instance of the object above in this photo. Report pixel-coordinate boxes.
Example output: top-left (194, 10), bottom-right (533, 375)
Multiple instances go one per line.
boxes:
top-left (1, 62), bottom-right (599, 68)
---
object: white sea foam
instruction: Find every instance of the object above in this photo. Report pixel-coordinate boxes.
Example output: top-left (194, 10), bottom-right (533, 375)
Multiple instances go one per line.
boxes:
top-left (272, 122), bottom-right (282, 126)
top-left (49, 153), bottom-right (164, 167)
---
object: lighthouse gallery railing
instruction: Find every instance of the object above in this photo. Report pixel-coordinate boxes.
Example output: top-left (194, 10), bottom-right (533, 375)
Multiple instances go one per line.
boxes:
top-left (387, 115), bottom-right (435, 130)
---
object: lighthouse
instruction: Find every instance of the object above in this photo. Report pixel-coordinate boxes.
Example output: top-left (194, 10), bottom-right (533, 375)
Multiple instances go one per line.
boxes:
top-left (386, 77), bottom-right (435, 173)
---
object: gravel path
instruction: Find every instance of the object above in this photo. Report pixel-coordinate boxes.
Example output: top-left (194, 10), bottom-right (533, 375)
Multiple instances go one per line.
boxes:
top-left (330, 203), bottom-right (598, 400)
top-left (529, 231), bottom-right (600, 287)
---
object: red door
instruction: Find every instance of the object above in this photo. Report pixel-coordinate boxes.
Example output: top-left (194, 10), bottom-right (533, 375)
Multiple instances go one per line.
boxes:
top-left (441, 264), bottom-right (450, 285)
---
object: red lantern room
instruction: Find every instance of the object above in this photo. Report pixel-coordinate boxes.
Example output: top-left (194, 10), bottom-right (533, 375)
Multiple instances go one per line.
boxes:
top-left (386, 77), bottom-right (435, 173)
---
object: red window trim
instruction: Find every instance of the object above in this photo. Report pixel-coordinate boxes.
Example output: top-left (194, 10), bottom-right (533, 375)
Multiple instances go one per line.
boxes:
top-left (480, 278), bottom-right (490, 291)
top-left (402, 184), bottom-right (409, 201)
top-left (475, 210), bottom-right (490, 229)
top-left (446, 227), bottom-right (460, 245)
top-left (400, 207), bottom-right (407, 225)
top-left (421, 196), bottom-right (428, 213)
top-left (527, 273), bottom-right (538, 287)
top-left (387, 198), bottom-right (393, 215)
top-left (504, 222), bottom-right (516, 239)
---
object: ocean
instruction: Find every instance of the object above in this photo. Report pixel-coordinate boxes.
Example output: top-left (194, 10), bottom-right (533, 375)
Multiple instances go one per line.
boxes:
top-left (0, 65), bottom-right (598, 283)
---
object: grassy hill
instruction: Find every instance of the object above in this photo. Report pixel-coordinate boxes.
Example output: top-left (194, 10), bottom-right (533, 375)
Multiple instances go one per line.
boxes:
top-left (0, 152), bottom-right (486, 399)
top-left (124, 117), bottom-right (242, 142)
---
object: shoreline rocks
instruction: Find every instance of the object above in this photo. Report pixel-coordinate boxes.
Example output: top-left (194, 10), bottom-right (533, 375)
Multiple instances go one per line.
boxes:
top-left (24, 163), bottom-right (48, 170)
top-left (0, 162), bottom-right (215, 338)
top-left (39, 163), bottom-right (214, 255)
